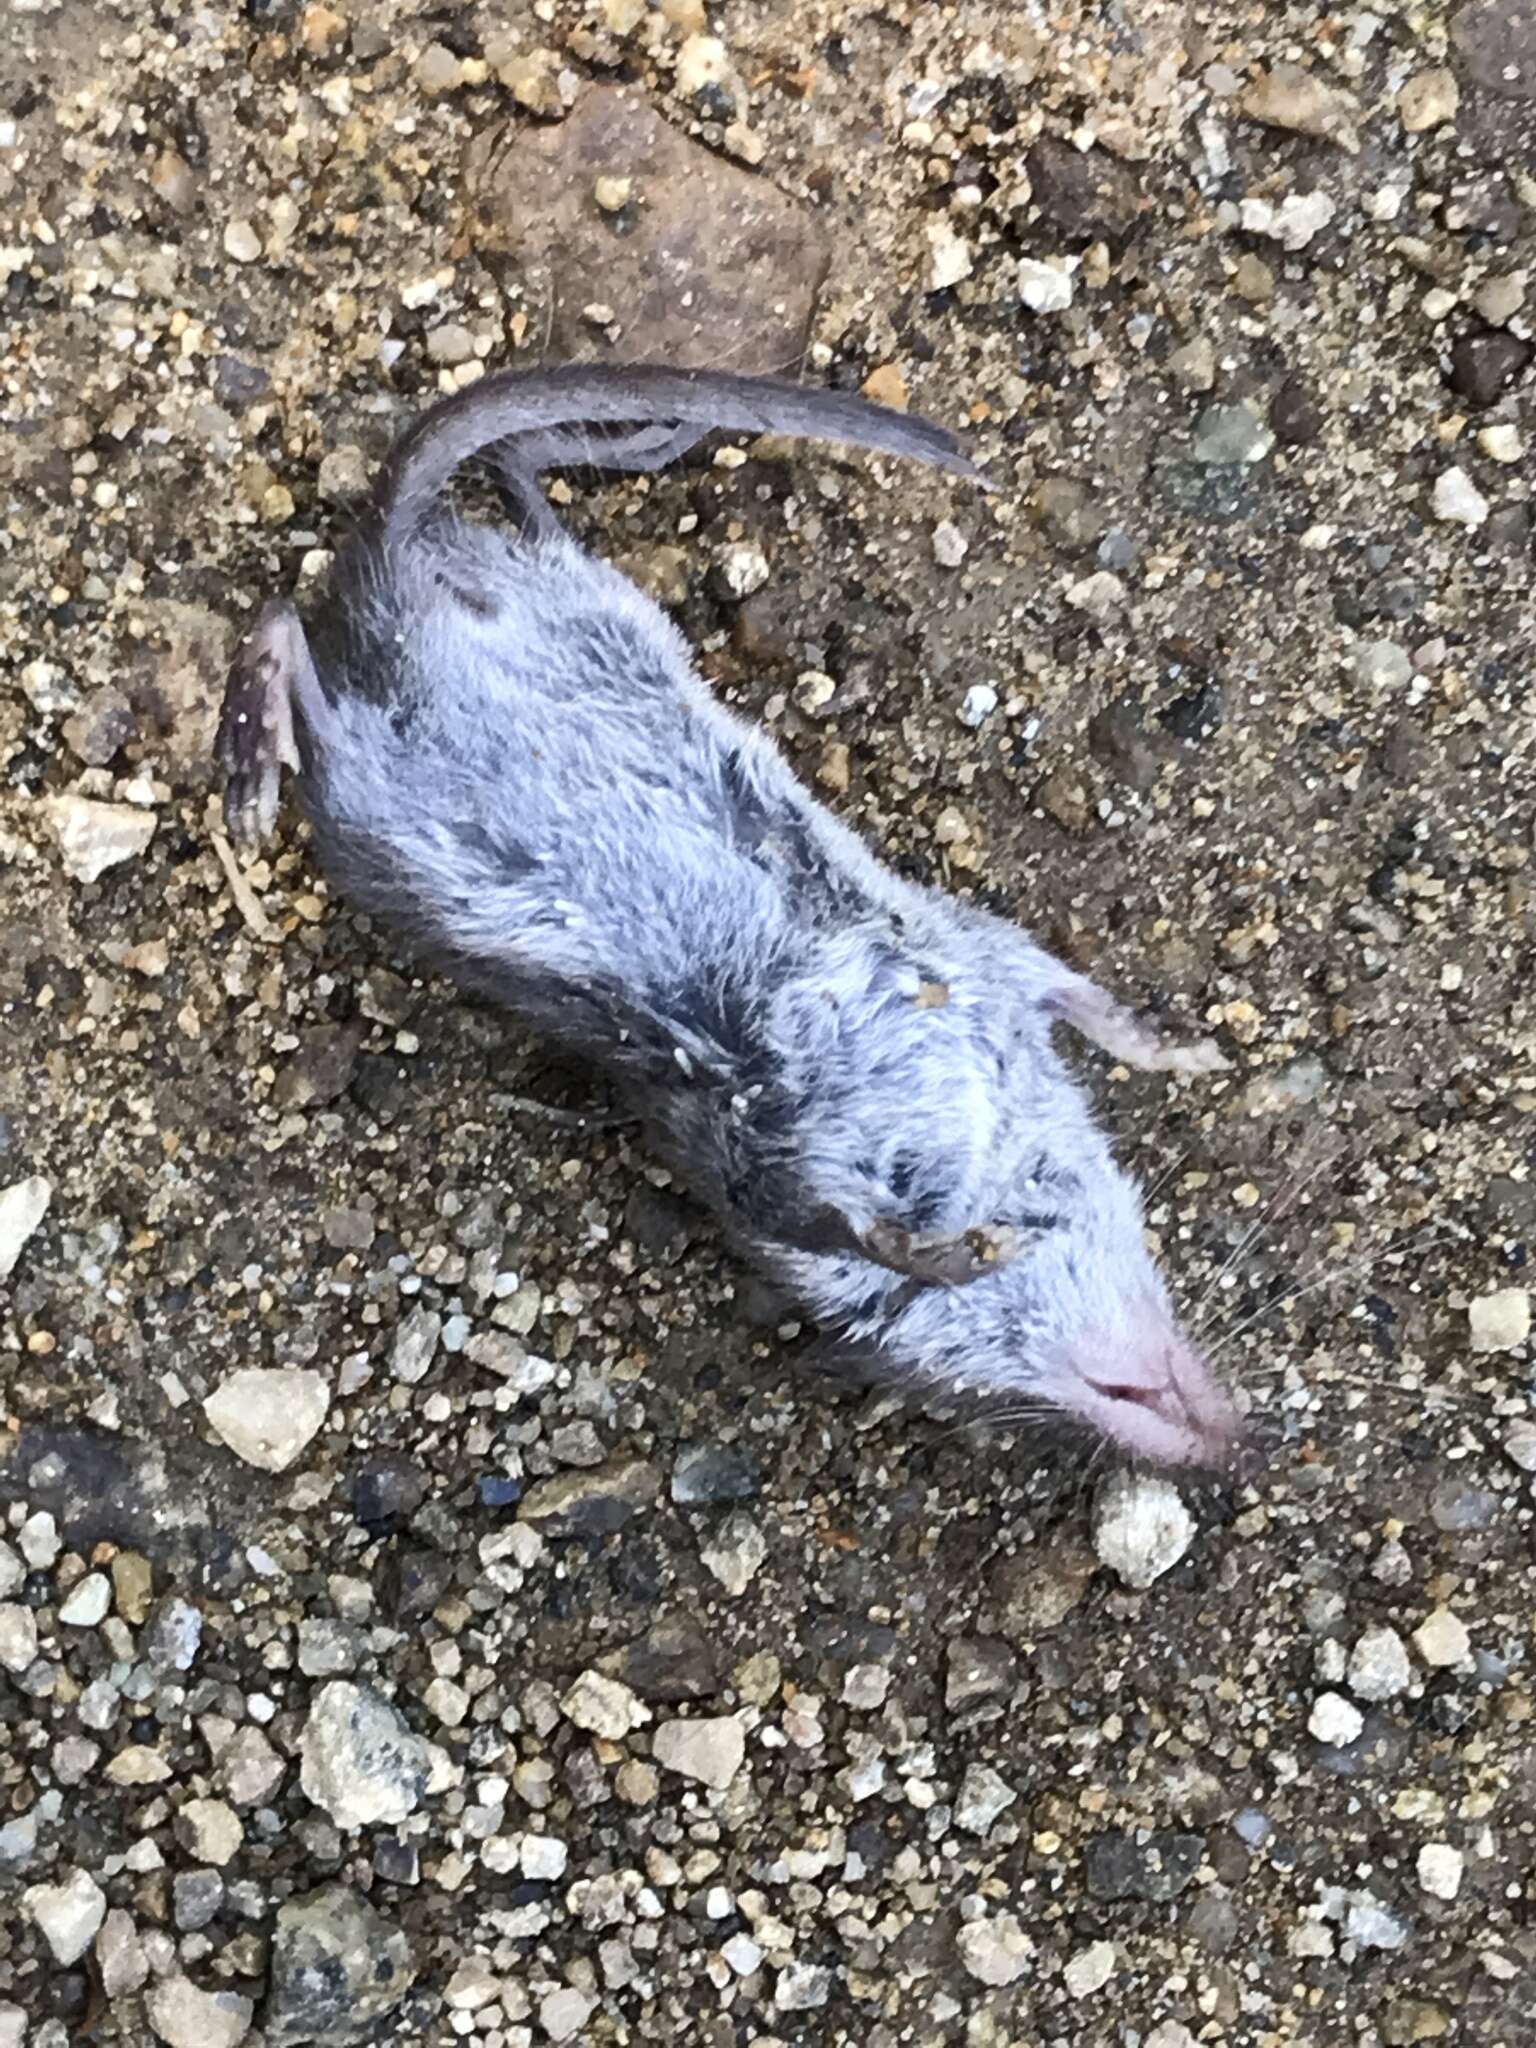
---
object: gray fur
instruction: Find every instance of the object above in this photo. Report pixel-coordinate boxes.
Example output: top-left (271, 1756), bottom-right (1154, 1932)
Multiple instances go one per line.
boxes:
top-left (218, 365), bottom-right (1240, 1469)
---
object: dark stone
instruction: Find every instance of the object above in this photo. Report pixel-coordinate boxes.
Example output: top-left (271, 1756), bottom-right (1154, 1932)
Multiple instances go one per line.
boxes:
top-left (1160, 683), bottom-right (1224, 742)
top-left (272, 1024), bottom-right (364, 1110)
top-left (263, 1884), bottom-right (416, 2048)
top-left (374, 1543), bottom-right (454, 1623)
top-left (373, 1838), bottom-right (420, 1886)
top-left (478, 1475), bottom-right (522, 1510)
top-left (1270, 372), bottom-right (1324, 445)
top-left (517, 1458), bottom-right (661, 1537)
top-left (944, 1636), bottom-right (1018, 1717)
top-left (214, 356), bottom-right (272, 408)
top-left (670, 1443), bottom-right (761, 1505)
top-left (1448, 330), bottom-right (1532, 405)
top-left (1025, 134), bottom-right (1143, 239)
top-left (352, 1458), bottom-right (427, 1533)
top-left (599, 1615), bottom-right (724, 1702)
top-left (1084, 1828), bottom-right (1204, 1903)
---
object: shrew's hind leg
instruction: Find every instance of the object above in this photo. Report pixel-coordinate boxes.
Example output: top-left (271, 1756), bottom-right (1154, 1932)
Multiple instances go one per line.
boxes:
top-left (217, 598), bottom-right (325, 848)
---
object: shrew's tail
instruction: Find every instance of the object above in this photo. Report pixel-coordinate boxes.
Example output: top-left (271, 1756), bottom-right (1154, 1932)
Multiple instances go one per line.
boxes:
top-left (370, 362), bottom-right (985, 537)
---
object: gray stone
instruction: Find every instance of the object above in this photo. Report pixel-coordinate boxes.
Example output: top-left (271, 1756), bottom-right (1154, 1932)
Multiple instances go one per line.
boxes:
top-left (264, 1885), bottom-right (417, 2047)
top-left (300, 1682), bottom-right (442, 1829)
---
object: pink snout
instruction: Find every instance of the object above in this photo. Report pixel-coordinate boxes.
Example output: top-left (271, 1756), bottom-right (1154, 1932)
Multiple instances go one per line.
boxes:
top-left (1058, 1323), bottom-right (1243, 1470)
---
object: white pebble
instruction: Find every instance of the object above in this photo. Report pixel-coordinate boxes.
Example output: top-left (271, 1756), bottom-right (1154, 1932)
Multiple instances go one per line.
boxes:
top-left (1063, 1940), bottom-right (1116, 1996)
top-left (960, 683), bottom-right (998, 727)
top-left (1478, 423), bottom-right (1524, 465)
top-left (223, 219), bottom-right (262, 264)
top-left (1308, 1691), bottom-right (1364, 1747)
top-left (0, 1176), bottom-right (51, 1282)
top-left (203, 1367), bottom-right (329, 1472)
top-left (1417, 1842), bottom-right (1463, 1900)
top-left (1093, 1471), bottom-right (1195, 1589)
top-left (1431, 466), bottom-right (1489, 528)
top-left (932, 520), bottom-right (968, 568)
top-left (1413, 1607), bottom-right (1471, 1669)
top-left (1347, 1626), bottom-right (1411, 1702)
top-left (58, 1573), bottom-right (111, 1627)
top-left (1017, 256), bottom-right (1074, 312)
top-left (1469, 1287), bottom-right (1530, 1352)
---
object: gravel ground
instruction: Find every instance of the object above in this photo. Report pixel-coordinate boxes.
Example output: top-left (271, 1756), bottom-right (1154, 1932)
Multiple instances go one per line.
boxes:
top-left (2, 2), bottom-right (1535, 2043)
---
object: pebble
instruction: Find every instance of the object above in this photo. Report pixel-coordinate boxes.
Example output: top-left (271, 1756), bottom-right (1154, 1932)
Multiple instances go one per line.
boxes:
top-left (1240, 64), bottom-right (1359, 149)
top-left (1085, 1830), bottom-right (1202, 1903)
top-left (1017, 257), bottom-right (1074, 312)
top-left (0, 1176), bottom-right (51, 1281)
top-left (23, 1867), bottom-right (106, 1963)
top-left (176, 1797), bottom-right (243, 1866)
top-left (1093, 1471), bottom-right (1195, 1588)
top-left (540, 1989), bottom-right (595, 2042)
top-left (1413, 1608), bottom-right (1471, 1669)
top-left (841, 1663), bottom-right (891, 1710)
top-left (58, 1572), bottom-right (111, 1626)
top-left (960, 683), bottom-right (998, 727)
top-left (145, 1977), bottom-right (254, 2048)
top-left (956, 1911), bottom-right (1034, 1986)
top-left (1193, 401), bottom-right (1272, 465)
top-left (174, 1870), bottom-right (224, 1931)
top-left (19, 1512), bottom-right (60, 1570)
top-left (45, 795), bottom-right (157, 884)
top-left (518, 1458), bottom-right (661, 1534)
top-left (1355, 639), bottom-right (1413, 690)
top-left (300, 1681), bottom-right (442, 1828)
top-left (652, 1715), bottom-right (745, 1790)
top-left (265, 1885), bottom-right (417, 2047)
top-left (1478, 423), bottom-right (1524, 465)
top-left (1348, 1627), bottom-right (1411, 1702)
top-left (521, 1833), bottom-right (569, 1880)
top-left (954, 1762), bottom-right (1017, 1835)
top-left (700, 1510), bottom-right (766, 1594)
top-left (98, 1908), bottom-right (150, 1995)
top-left (926, 220), bottom-right (973, 291)
top-left (775, 1962), bottom-right (832, 2010)
top-left (1431, 467), bottom-right (1490, 528)
top-left (1417, 1844), bottom-right (1463, 1901)
top-left (1398, 68), bottom-right (1460, 131)
top-left (203, 1367), bottom-right (330, 1472)
top-left (1239, 190), bottom-right (1336, 251)
top-left (222, 219), bottom-right (262, 263)
top-left (1470, 1286), bottom-right (1530, 1351)
top-left (1344, 1892), bottom-right (1410, 1951)
top-left (1309, 1691), bottom-right (1365, 1747)
top-left (1504, 1419), bottom-right (1536, 1472)
top-left (0, 1603), bottom-right (39, 1674)
top-left (932, 520), bottom-right (968, 567)
top-left (217, 1724), bottom-right (286, 1808)
top-left (1063, 1940), bottom-right (1117, 1996)
top-left (561, 1670), bottom-right (648, 1739)
top-left (1167, 336), bottom-right (1216, 391)
top-left (670, 1443), bottom-right (760, 1504)
top-left (0, 1544), bottom-right (20, 1599)
top-left (1449, 331), bottom-right (1533, 406)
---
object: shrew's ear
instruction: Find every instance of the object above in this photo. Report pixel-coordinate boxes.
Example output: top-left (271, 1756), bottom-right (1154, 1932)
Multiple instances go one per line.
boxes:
top-left (1044, 970), bottom-right (1228, 1076)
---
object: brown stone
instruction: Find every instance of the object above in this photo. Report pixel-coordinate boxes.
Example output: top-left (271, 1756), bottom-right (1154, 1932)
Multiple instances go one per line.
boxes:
top-left (469, 86), bottom-right (831, 371)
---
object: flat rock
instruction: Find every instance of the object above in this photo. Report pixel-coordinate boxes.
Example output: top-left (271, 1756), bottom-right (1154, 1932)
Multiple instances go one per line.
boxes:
top-left (0, 1176), bottom-right (51, 1282)
top-left (45, 795), bottom-right (157, 884)
top-left (652, 1714), bottom-right (745, 1790)
top-left (518, 1457), bottom-right (660, 1535)
top-left (204, 1368), bottom-right (330, 1472)
top-left (471, 84), bottom-right (829, 372)
top-left (146, 1976), bottom-right (254, 2048)
top-left (264, 1883), bottom-right (417, 2046)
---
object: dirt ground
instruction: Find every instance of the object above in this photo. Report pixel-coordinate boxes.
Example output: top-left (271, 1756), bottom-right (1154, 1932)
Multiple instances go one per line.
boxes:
top-left (1, 1), bottom-right (1534, 2043)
